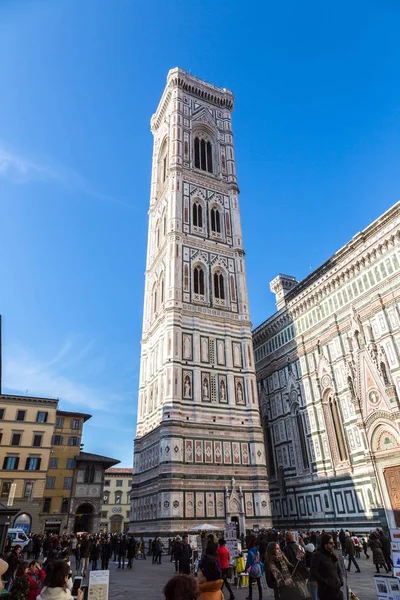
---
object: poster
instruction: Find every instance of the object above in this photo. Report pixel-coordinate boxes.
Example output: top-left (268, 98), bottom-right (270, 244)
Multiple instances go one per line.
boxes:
top-left (375, 577), bottom-right (390, 596)
top-left (392, 551), bottom-right (400, 569)
top-left (88, 570), bottom-right (109, 600)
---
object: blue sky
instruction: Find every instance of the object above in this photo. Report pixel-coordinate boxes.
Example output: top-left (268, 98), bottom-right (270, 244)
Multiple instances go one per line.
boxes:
top-left (1, 0), bottom-right (399, 466)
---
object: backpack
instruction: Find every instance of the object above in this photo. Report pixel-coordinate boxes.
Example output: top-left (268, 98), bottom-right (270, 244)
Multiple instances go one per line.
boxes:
top-left (247, 549), bottom-right (262, 578)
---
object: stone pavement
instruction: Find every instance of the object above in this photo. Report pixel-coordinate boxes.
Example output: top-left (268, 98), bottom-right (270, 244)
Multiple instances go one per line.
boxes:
top-left (79, 552), bottom-right (381, 600)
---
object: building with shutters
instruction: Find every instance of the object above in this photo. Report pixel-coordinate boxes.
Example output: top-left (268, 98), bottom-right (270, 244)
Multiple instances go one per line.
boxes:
top-left (0, 394), bottom-right (58, 533)
top-left (253, 202), bottom-right (400, 531)
top-left (40, 410), bottom-right (92, 534)
top-left (100, 468), bottom-right (132, 534)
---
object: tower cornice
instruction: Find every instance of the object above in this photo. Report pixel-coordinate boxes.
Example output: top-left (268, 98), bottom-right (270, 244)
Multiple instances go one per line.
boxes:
top-left (151, 67), bottom-right (234, 132)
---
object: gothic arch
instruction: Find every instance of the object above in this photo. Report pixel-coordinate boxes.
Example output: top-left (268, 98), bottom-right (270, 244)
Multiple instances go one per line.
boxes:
top-left (211, 265), bottom-right (228, 304)
top-left (209, 203), bottom-right (223, 236)
top-left (192, 125), bottom-right (217, 174)
top-left (322, 389), bottom-right (349, 465)
top-left (192, 261), bottom-right (208, 300)
top-left (158, 136), bottom-right (169, 187)
top-left (191, 196), bottom-right (205, 233)
top-left (370, 422), bottom-right (400, 453)
top-left (290, 402), bottom-right (310, 471)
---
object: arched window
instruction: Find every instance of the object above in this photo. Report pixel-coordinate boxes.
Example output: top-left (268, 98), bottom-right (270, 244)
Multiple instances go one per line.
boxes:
top-left (115, 491), bottom-right (122, 505)
top-left (194, 136), bottom-right (213, 173)
top-left (84, 465), bottom-right (95, 484)
top-left (296, 411), bottom-right (310, 469)
top-left (192, 202), bottom-right (203, 229)
top-left (193, 266), bottom-right (205, 296)
top-left (160, 277), bottom-right (165, 304)
top-left (323, 393), bottom-right (349, 464)
top-left (210, 207), bottom-right (221, 233)
top-left (153, 284), bottom-right (158, 314)
top-left (214, 271), bottom-right (225, 300)
top-left (103, 491), bottom-right (110, 504)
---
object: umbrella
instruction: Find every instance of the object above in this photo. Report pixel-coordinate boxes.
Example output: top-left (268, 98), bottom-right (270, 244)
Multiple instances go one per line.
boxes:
top-left (190, 523), bottom-right (220, 531)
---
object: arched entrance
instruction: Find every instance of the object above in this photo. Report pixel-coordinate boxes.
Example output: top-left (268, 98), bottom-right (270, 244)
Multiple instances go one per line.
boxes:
top-left (110, 514), bottom-right (123, 534)
top-left (74, 503), bottom-right (95, 533)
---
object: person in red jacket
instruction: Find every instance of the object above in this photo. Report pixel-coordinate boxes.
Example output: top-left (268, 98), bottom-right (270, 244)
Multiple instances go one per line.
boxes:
top-left (26, 561), bottom-right (45, 600)
top-left (216, 538), bottom-right (235, 600)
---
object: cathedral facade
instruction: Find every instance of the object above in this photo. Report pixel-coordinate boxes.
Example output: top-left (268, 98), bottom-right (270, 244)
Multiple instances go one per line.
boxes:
top-left (130, 68), bottom-right (271, 536)
top-left (253, 202), bottom-right (400, 531)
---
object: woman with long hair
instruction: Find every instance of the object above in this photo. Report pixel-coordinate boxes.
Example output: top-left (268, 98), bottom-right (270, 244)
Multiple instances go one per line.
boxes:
top-left (26, 561), bottom-right (45, 600)
top-left (10, 562), bottom-right (30, 600)
top-left (264, 542), bottom-right (301, 600)
top-left (37, 561), bottom-right (82, 600)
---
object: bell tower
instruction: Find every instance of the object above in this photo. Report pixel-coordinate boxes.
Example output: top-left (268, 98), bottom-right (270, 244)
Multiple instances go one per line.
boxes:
top-left (130, 68), bottom-right (271, 535)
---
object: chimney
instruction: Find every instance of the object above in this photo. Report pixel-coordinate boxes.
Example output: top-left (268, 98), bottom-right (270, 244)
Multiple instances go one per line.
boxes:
top-left (270, 274), bottom-right (298, 311)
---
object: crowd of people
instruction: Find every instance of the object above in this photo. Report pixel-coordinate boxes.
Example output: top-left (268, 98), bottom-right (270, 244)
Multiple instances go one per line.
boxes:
top-left (0, 526), bottom-right (394, 600)
top-left (164, 527), bottom-right (393, 600)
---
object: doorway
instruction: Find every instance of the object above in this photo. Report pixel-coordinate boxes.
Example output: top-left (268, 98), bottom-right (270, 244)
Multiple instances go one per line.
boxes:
top-left (74, 503), bottom-right (95, 533)
top-left (384, 466), bottom-right (400, 527)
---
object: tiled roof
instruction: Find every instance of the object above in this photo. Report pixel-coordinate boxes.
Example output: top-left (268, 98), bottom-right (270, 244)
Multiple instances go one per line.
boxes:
top-left (77, 452), bottom-right (120, 466)
top-left (105, 468), bottom-right (132, 474)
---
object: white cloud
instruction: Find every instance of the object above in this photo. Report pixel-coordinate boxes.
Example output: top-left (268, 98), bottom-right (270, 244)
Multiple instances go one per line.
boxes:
top-left (2, 340), bottom-right (127, 412)
top-left (0, 141), bottom-right (133, 209)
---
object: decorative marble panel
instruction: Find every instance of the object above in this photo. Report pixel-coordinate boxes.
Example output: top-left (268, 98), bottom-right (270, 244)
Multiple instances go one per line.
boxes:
top-left (214, 441), bottom-right (222, 463)
top-left (183, 370), bottom-right (193, 399)
top-left (232, 442), bottom-right (241, 465)
top-left (223, 441), bottom-right (232, 464)
top-left (195, 440), bottom-right (203, 463)
top-left (234, 377), bottom-right (245, 405)
top-left (185, 492), bottom-right (195, 518)
top-left (216, 492), bottom-right (225, 517)
top-left (204, 440), bottom-right (213, 463)
top-left (245, 492), bottom-right (254, 517)
top-left (206, 492), bottom-right (215, 518)
top-left (182, 334), bottom-right (193, 360)
top-left (232, 342), bottom-right (242, 367)
top-left (185, 439), bottom-right (194, 462)
top-left (196, 492), bottom-right (205, 518)
top-left (218, 375), bottom-right (228, 403)
top-left (171, 438), bottom-right (183, 462)
top-left (201, 372), bottom-right (211, 402)
top-left (241, 443), bottom-right (249, 465)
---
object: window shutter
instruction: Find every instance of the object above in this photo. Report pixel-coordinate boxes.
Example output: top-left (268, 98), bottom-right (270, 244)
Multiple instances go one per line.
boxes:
top-left (25, 457), bottom-right (30, 470)
top-left (37, 458), bottom-right (41, 471)
top-left (2, 457), bottom-right (7, 469)
top-left (15, 457), bottom-right (19, 470)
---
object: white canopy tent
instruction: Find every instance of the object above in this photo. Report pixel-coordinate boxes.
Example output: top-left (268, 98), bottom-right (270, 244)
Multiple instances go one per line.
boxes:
top-left (189, 523), bottom-right (220, 531)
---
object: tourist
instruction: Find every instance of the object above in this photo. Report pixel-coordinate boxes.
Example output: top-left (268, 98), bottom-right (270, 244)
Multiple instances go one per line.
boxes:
top-left (0, 559), bottom-right (9, 594)
top-left (172, 536), bottom-right (181, 572)
top-left (118, 535), bottom-right (127, 569)
top-left (361, 537), bottom-right (369, 559)
top-left (4, 545), bottom-right (23, 584)
top-left (368, 533), bottom-right (390, 574)
top-left (163, 574), bottom-right (199, 600)
top-left (101, 536), bottom-right (112, 570)
top-left (197, 555), bottom-right (223, 600)
top-left (378, 530), bottom-right (393, 569)
top-left (216, 538), bottom-right (235, 600)
top-left (245, 536), bottom-right (262, 600)
top-left (79, 535), bottom-right (91, 578)
top-left (338, 529), bottom-right (346, 556)
top-left (27, 561), bottom-right (45, 600)
top-left (310, 533), bottom-right (343, 600)
top-left (205, 534), bottom-right (218, 558)
top-left (38, 560), bottom-right (82, 600)
top-left (264, 542), bottom-right (298, 600)
top-left (127, 538), bottom-right (135, 569)
top-left (282, 531), bottom-right (301, 565)
top-left (177, 534), bottom-right (192, 575)
top-left (344, 532), bottom-right (360, 573)
top-left (89, 539), bottom-right (100, 571)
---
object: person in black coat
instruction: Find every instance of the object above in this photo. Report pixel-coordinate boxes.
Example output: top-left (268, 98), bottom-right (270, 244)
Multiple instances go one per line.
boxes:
top-left (101, 537), bottom-right (112, 570)
top-left (127, 538), bottom-right (135, 569)
top-left (177, 534), bottom-right (192, 575)
top-left (378, 530), bottom-right (393, 568)
top-left (90, 540), bottom-right (101, 571)
top-left (310, 534), bottom-right (343, 600)
top-left (118, 536), bottom-right (127, 569)
top-left (205, 534), bottom-right (218, 558)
